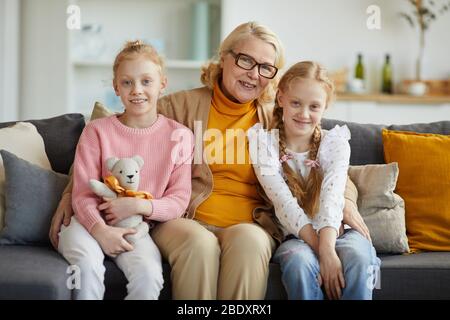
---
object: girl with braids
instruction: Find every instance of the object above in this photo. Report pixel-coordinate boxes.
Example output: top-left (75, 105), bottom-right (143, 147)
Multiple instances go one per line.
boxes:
top-left (248, 61), bottom-right (380, 300)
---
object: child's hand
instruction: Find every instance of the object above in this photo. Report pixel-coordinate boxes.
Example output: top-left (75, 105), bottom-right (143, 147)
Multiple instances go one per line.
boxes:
top-left (98, 197), bottom-right (141, 225)
top-left (91, 223), bottom-right (136, 257)
top-left (319, 249), bottom-right (345, 300)
top-left (298, 224), bottom-right (320, 256)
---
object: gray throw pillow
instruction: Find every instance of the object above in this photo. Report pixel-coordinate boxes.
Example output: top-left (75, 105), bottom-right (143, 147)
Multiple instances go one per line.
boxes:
top-left (0, 150), bottom-right (69, 245)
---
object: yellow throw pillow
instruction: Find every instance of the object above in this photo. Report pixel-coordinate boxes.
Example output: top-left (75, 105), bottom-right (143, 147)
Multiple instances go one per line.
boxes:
top-left (382, 129), bottom-right (450, 253)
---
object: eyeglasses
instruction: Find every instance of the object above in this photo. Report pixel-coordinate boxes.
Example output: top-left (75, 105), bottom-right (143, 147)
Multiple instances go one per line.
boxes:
top-left (229, 51), bottom-right (278, 79)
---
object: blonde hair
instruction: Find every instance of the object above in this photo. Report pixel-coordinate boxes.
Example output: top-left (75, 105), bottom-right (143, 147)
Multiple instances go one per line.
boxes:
top-left (200, 21), bottom-right (285, 105)
top-left (113, 40), bottom-right (165, 83)
top-left (270, 61), bottom-right (335, 218)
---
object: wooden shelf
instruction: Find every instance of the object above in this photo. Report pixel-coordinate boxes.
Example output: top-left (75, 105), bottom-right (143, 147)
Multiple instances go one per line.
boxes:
top-left (337, 93), bottom-right (450, 104)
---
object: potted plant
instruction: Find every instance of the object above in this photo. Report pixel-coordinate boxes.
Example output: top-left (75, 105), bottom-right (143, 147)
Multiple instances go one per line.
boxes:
top-left (400, 0), bottom-right (450, 95)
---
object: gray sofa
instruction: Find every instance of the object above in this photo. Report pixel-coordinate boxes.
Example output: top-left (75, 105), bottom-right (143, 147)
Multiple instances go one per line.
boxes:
top-left (0, 113), bottom-right (449, 300)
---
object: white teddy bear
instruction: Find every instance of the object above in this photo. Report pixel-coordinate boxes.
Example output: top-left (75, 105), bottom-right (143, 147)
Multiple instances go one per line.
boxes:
top-left (89, 155), bottom-right (152, 244)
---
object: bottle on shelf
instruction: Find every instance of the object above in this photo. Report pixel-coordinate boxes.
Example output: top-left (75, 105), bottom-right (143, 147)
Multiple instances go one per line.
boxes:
top-left (348, 53), bottom-right (365, 94)
top-left (382, 54), bottom-right (393, 94)
top-left (355, 53), bottom-right (365, 81)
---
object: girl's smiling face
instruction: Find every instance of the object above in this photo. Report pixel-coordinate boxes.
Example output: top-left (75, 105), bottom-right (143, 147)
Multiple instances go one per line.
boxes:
top-left (278, 78), bottom-right (328, 140)
top-left (114, 56), bottom-right (166, 118)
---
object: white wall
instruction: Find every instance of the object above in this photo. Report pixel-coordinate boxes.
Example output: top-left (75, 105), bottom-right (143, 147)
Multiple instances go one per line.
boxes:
top-left (20, 0), bottom-right (70, 120)
top-left (222, 0), bottom-right (450, 92)
top-left (0, 0), bottom-right (20, 122)
top-left (14, 0), bottom-right (450, 121)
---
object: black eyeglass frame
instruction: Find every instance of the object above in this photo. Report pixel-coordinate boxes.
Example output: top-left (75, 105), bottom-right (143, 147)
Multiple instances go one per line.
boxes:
top-left (229, 51), bottom-right (278, 79)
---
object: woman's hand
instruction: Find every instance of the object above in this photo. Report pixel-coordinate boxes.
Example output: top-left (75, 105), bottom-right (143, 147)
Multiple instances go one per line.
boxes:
top-left (98, 197), bottom-right (152, 225)
top-left (49, 193), bottom-right (74, 249)
top-left (343, 199), bottom-right (372, 242)
top-left (319, 247), bottom-right (345, 300)
top-left (90, 222), bottom-right (136, 257)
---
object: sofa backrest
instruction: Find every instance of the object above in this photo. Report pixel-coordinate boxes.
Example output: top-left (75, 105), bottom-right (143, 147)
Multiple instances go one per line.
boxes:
top-left (0, 114), bottom-right (85, 174)
top-left (2, 113), bottom-right (449, 170)
top-left (322, 119), bottom-right (450, 165)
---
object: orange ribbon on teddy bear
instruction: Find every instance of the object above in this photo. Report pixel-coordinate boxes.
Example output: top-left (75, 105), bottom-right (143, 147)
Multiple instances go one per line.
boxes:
top-left (103, 176), bottom-right (153, 200)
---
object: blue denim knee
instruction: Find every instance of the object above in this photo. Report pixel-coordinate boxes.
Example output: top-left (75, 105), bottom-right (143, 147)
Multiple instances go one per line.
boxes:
top-left (273, 238), bottom-right (323, 300)
top-left (273, 230), bottom-right (380, 300)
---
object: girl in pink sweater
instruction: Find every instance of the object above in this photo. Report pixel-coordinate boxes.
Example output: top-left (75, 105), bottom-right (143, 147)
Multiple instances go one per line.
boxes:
top-left (58, 41), bottom-right (193, 300)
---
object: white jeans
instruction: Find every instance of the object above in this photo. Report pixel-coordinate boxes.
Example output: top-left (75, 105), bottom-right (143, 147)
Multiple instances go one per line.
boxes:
top-left (58, 216), bottom-right (163, 300)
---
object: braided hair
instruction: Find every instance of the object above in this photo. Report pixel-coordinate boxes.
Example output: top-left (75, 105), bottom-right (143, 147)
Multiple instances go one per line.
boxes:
top-left (270, 61), bottom-right (335, 218)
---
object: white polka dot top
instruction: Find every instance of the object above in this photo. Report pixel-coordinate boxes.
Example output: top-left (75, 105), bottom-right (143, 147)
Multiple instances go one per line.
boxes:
top-left (248, 123), bottom-right (351, 239)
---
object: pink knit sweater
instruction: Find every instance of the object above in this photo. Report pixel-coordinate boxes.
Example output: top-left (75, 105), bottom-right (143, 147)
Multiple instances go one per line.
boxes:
top-left (72, 114), bottom-right (194, 232)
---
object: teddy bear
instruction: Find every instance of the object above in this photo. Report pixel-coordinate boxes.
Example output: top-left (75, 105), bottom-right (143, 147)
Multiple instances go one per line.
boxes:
top-left (89, 155), bottom-right (153, 244)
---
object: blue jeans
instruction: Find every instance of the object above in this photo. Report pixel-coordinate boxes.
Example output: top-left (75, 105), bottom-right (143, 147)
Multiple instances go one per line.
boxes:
top-left (273, 229), bottom-right (381, 300)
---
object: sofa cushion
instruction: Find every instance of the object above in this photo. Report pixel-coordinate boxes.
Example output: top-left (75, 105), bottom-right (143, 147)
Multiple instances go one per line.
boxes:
top-left (108, 259), bottom-right (450, 301)
top-left (0, 113), bottom-right (85, 175)
top-left (389, 121), bottom-right (450, 135)
top-left (382, 129), bottom-right (450, 253)
top-left (374, 252), bottom-right (450, 300)
top-left (101, 261), bottom-right (286, 300)
top-left (0, 246), bottom-right (72, 299)
top-left (348, 163), bottom-right (409, 254)
top-left (322, 119), bottom-right (450, 166)
top-left (0, 150), bottom-right (69, 245)
top-left (322, 119), bottom-right (385, 165)
top-left (90, 101), bottom-right (114, 121)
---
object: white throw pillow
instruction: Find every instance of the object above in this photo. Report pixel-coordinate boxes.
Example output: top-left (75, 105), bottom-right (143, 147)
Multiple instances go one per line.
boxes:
top-left (348, 163), bottom-right (409, 254)
top-left (0, 122), bottom-right (52, 230)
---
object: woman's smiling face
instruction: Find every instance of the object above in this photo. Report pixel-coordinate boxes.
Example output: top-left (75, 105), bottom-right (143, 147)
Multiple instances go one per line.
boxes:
top-left (220, 35), bottom-right (276, 103)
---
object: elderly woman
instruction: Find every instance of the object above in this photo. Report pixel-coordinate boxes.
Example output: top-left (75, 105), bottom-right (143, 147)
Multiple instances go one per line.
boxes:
top-left (50, 22), bottom-right (370, 299)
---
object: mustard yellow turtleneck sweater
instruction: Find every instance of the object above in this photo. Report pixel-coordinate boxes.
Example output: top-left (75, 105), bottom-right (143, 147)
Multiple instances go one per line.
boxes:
top-left (195, 84), bottom-right (265, 227)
